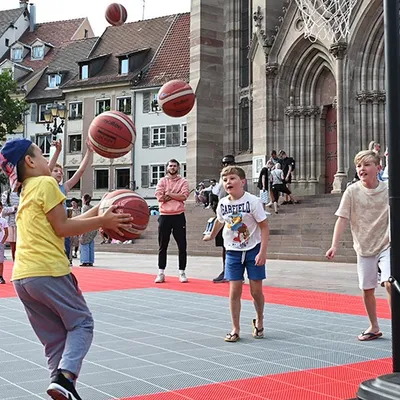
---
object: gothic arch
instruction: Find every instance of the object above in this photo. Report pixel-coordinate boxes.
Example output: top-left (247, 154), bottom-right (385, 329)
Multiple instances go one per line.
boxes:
top-left (346, 0), bottom-right (385, 152)
top-left (276, 38), bottom-right (336, 192)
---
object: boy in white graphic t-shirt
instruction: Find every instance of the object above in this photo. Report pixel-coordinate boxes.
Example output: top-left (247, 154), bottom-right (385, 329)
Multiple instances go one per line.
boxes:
top-left (326, 150), bottom-right (390, 341)
top-left (0, 202), bottom-right (9, 284)
top-left (203, 166), bottom-right (269, 342)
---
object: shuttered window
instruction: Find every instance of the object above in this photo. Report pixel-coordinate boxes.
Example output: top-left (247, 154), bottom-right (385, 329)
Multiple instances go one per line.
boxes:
top-left (142, 92), bottom-right (150, 113)
top-left (31, 103), bottom-right (37, 122)
top-left (141, 165), bottom-right (149, 188)
top-left (166, 125), bottom-right (180, 146)
top-left (142, 127), bottom-right (149, 148)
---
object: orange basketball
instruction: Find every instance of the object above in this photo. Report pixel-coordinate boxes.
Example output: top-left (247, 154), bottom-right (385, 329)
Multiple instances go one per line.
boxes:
top-left (99, 190), bottom-right (149, 241)
top-left (158, 80), bottom-right (195, 117)
top-left (105, 3), bottom-right (127, 26)
top-left (88, 111), bottom-right (136, 159)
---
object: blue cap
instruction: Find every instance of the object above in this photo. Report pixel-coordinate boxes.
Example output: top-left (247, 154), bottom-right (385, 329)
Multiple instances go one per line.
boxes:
top-left (0, 139), bottom-right (33, 191)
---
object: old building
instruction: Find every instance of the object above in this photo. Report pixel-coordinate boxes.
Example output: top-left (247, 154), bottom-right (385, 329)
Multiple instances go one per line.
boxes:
top-left (188, 0), bottom-right (386, 195)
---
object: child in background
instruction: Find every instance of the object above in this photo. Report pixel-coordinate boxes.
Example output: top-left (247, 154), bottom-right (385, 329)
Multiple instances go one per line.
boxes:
top-left (0, 202), bottom-right (9, 284)
top-left (0, 138), bottom-right (132, 400)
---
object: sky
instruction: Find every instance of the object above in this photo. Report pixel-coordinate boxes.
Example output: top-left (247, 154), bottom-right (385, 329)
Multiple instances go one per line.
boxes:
top-left (2, 0), bottom-right (191, 36)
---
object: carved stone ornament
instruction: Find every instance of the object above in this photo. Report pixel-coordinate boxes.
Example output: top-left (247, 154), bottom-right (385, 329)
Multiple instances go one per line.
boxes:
top-left (70, 157), bottom-right (79, 165)
top-left (329, 42), bottom-right (348, 59)
top-left (285, 105), bottom-right (322, 117)
top-left (265, 63), bottom-right (278, 77)
top-left (356, 90), bottom-right (386, 104)
top-left (253, 6), bottom-right (263, 28)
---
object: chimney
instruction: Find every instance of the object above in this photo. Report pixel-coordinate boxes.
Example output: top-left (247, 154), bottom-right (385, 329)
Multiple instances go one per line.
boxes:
top-left (29, 3), bottom-right (36, 32)
top-left (19, 0), bottom-right (28, 8)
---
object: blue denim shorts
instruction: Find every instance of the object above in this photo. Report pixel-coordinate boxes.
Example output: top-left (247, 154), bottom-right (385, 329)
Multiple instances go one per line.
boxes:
top-left (225, 243), bottom-right (266, 281)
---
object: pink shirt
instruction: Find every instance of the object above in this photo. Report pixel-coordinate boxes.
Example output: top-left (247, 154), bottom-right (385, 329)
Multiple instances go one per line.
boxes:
top-left (155, 175), bottom-right (189, 215)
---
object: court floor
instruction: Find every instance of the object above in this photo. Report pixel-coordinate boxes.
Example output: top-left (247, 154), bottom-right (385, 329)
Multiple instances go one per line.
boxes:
top-left (0, 263), bottom-right (392, 399)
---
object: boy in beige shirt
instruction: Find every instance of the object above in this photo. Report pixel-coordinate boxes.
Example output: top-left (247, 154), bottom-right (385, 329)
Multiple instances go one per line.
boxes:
top-left (326, 150), bottom-right (390, 341)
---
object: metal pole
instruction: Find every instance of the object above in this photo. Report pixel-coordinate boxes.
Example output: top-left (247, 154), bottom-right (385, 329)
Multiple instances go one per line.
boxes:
top-left (383, 0), bottom-right (400, 373)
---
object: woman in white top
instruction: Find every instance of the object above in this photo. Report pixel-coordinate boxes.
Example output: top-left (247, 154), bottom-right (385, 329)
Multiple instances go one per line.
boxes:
top-left (270, 164), bottom-right (296, 214)
top-left (1, 189), bottom-right (19, 260)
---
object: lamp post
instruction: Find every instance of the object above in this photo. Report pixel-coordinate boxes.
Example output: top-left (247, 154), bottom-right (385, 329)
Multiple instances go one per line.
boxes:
top-left (44, 103), bottom-right (66, 141)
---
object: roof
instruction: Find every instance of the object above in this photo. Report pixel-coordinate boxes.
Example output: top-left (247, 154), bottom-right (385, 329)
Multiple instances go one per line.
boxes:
top-left (63, 14), bottom-right (178, 89)
top-left (140, 13), bottom-right (190, 88)
top-left (25, 37), bottom-right (98, 101)
top-left (0, 7), bottom-right (26, 37)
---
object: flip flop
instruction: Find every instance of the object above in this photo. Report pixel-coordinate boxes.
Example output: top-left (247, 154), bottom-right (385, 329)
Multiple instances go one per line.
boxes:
top-left (252, 319), bottom-right (264, 339)
top-left (358, 331), bottom-right (383, 341)
top-left (224, 333), bottom-right (240, 342)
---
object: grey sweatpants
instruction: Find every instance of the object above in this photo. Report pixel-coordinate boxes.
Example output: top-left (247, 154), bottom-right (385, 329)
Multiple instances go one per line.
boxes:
top-left (13, 274), bottom-right (93, 378)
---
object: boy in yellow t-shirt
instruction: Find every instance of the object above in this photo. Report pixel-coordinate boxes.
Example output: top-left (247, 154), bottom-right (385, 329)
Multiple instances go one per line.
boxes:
top-left (0, 139), bottom-right (132, 400)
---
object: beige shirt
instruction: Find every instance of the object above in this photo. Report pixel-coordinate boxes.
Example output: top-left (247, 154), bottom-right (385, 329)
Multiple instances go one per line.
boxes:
top-left (335, 181), bottom-right (389, 257)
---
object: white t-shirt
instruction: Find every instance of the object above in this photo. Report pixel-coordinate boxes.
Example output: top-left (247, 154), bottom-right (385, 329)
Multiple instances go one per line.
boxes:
top-left (335, 181), bottom-right (389, 256)
top-left (216, 192), bottom-right (267, 251)
top-left (0, 217), bottom-right (9, 243)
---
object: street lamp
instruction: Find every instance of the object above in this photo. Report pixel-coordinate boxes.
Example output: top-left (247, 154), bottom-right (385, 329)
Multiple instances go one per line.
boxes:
top-left (44, 103), bottom-right (66, 140)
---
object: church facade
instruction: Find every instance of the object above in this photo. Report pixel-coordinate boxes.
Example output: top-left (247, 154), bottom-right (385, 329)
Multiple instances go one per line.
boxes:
top-left (187, 0), bottom-right (385, 195)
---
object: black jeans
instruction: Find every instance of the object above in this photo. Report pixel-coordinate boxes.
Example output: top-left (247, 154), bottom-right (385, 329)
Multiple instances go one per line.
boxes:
top-left (158, 213), bottom-right (187, 270)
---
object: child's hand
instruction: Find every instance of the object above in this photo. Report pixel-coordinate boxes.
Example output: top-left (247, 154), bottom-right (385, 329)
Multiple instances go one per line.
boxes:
top-left (326, 247), bottom-right (336, 260)
top-left (86, 139), bottom-right (94, 153)
top-left (101, 205), bottom-right (133, 236)
top-left (203, 234), bottom-right (212, 242)
top-left (255, 252), bottom-right (266, 266)
top-left (52, 139), bottom-right (62, 152)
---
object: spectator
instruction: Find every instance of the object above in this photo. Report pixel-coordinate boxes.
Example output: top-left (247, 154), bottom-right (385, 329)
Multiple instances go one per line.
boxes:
top-left (154, 159), bottom-right (190, 283)
top-left (278, 150), bottom-right (299, 204)
top-left (202, 179), bottom-right (221, 211)
top-left (1, 188), bottom-right (18, 261)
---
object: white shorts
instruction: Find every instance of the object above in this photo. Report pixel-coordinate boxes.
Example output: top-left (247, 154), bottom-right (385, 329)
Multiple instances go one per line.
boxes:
top-left (357, 247), bottom-right (390, 290)
top-left (259, 190), bottom-right (269, 204)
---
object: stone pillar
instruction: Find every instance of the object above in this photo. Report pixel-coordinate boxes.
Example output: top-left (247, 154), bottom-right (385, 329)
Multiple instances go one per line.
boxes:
top-left (310, 106), bottom-right (320, 182)
top-left (285, 106), bottom-right (296, 160)
top-left (266, 63), bottom-right (278, 150)
top-left (330, 42), bottom-right (347, 193)
top-left (356, 91), bottom-right (368, 150)
top-left (187, 0), bottom-right (224, 189)
top-left (299, 108), bottom-right (306, 182)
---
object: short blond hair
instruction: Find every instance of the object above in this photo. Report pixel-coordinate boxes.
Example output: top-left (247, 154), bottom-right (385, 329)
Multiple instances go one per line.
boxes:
top-left (221, 166), bottom-right (246, 180)
top-left (53, 163), bottom-right (63, 170)
top-left (354, 150), bottom-right (380, 166)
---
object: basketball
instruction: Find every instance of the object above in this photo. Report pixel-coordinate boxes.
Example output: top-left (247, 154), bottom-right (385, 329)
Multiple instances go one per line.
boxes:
top-left (88, 110), bottom-right (136, 159)
top-left (105, 3), bottom-right (128, 26)
top-left (99, 190), bottom-right (149, 241)
top-left (158, 80), bottom-right (195, 117)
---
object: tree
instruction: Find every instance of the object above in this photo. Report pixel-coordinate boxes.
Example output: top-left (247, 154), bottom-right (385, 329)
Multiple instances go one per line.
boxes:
top-left (0, 70), bottom-right (27, 140)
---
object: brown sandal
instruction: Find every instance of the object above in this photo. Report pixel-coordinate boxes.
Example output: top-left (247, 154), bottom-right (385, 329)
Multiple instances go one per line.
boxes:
top-left (252, 319), bottom-right (264, 339)
top-left (224, 333), bottom-right (240, 342)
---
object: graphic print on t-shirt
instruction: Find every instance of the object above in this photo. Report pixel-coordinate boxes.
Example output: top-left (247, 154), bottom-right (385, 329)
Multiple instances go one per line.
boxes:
top-left (226, 213), bottom-right (250, 248)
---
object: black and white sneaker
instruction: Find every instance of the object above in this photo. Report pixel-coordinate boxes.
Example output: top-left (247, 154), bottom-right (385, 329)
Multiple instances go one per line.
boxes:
top-left (0, 276), bottom-right (5, 284)
top-left (47, 372), bottom-right (82, 400)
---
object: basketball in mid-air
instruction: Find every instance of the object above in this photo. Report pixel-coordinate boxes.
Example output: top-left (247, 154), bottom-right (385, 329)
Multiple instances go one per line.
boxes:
top-left (88, 111), bottom-right (136, 159)
top-left (99, 190), bottom-right (149, 241)
top-left (105, 3), bottom-right (128, 26)
top-left (158, 80), bottom-right (195, 118)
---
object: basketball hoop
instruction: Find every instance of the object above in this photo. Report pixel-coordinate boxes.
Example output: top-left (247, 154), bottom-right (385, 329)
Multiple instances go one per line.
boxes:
top-left (293, 0), bottom-right (358, 42)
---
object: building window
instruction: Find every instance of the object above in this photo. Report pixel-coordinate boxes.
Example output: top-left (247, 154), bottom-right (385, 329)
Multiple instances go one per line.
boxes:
top-left (66, 170), bottom-right (80, 190)
top-left (11, 47), bottom-right (23, 61)
top-left (96, 99), bottom-right (111, 115)
top-left (117, 97), bottom-right (132, 114)
top-left (116, 168), bottom-right (130, 188)
top-left (95, 169), bottom-right (109, 189)
top-left (150, 165), bottom-right (165, 186)
top-left (38, 103), bottom-right (52, 122)
top-left (68, 135), bottom-right (82, 153)
top-left (35, 134), bottom-right (52, 155)
top-left (151, 127), bottom-right (166, 147)
top-left (81, 64), bottom-right (89, 80)
top-left (5, 38), bottom-right (9, 47)
top-left (239, 0), bottom-right (250, 88)
top-left (48, 74), bottom-right (61, 88)
top-left (143, 91), bottom-right (161, 113)
top-left (239, 98), bottom-right (250, 152)
top-left (120, 58), bottom-right (129, 74)
top-left (181, 124), bottom-right (187, 146)
top-left (181, 163), bottom-right (187, 178)
top-left (68, 102), bottom-right (83, 119)
top-left (166, 125), bottom-right (180, 146)
top-left (32, 45), bottom-right (44, 59)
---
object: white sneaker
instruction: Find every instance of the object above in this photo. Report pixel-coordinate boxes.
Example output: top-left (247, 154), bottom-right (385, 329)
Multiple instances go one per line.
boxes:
top-left (155, 273), bottom-right (165, 283)
top-left (179, 272), bottom-right (188, 283)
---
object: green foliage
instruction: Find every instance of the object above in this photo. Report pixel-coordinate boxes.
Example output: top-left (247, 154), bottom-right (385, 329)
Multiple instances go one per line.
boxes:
top-left (0, 71), bottom-right (27, 140)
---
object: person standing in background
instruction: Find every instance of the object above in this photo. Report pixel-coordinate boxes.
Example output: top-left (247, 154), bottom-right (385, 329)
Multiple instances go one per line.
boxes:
top-left (1, 188), bottom-right (19, 261)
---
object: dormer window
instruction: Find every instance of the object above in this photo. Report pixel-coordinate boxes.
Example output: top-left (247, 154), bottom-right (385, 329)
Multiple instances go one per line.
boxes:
top-left (48, 74), bottom-right (61, 88)
top-left (32, 45), bottom-right (44, 59)
top-left (11, 47), bottom-right (23, 61)
top-left (120, 58), bottom-right (129, 75)
top-left (81, 64), bottom-right (88, 80)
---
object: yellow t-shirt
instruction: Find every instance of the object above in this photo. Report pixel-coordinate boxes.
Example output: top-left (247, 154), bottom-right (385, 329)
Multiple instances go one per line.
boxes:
top-left (12, 176), bottom-right (70, 280)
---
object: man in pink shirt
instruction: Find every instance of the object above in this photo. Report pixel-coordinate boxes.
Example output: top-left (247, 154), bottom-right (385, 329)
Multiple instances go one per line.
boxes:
top-left (154, 159), bottom-right (190, 283)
